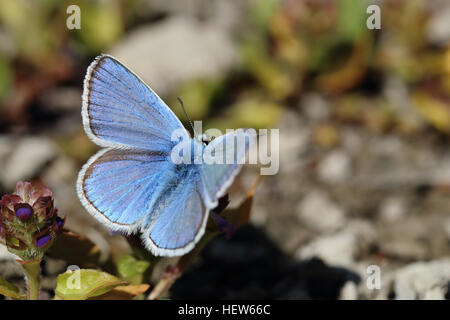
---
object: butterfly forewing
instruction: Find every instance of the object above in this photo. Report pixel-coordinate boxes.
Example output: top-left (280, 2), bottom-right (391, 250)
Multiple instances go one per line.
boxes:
top-left (82, 55), bottom-right (189, 151)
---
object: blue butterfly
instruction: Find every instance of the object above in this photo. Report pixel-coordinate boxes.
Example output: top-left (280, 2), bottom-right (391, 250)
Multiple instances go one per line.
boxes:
top-left (76, 55), bottom-right (254, 257)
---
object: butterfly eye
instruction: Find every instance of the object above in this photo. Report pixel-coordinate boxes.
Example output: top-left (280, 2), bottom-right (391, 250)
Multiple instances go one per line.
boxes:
top-left (201, 133), bottom-right (212, 145)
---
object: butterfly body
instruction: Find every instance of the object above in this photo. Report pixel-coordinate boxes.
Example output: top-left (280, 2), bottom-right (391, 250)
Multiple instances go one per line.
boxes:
top-left (77, 55), bottom-right (254, 257)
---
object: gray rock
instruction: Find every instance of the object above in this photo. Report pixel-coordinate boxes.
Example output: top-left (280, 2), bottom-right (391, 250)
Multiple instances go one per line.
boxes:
top-left (0, 136), bottom-right (57, 189)
top-left (110, 17), bottom-right (239, 97)
top-left (339, 281), bottom-right (358, 300)
top-left (301, 93), bottom-right (330, 122)
top-left (380, 238), bottom-right (428, 262)
top-left (356, 261), bottom-right (400, 300)
top-left (378, 216), bottom-right (434, 261)
top-left (0, 246), bottom-right (22, 279)
top-left (430, 154), bottom-right (450, 186)
top-left (392, 258), bottom-right (450, 300)
top-left (345, 219), bottom-right (378, 255)
top-left (40, 276), bottom-right (57, 291)
top-left (43, 258), bottom-right (68, 276)
top-left (317, 150), bottom-right (352, 184)
top-left (295, 219), bottom-right (377, 268)
top-left (383, 76), bottom-right (424, 130)
top-left (137, 0), bottom-right (251, 35)
top-left (0, 245), bottom-right (16, 261)
top-left (341, 128), bottom-right (364, 156)
top-left (296, 190), bottom-right (345, 233)
top-left (427, 3), bottom-right (450, 44)
top-left (379, 196), bottom-right (407, 222)
top-left (296, 231), bottom-right (356, 267)
top-left (352, 135), bottom-right (434, 189)
top-left (278, 110), bottom-right (310, 174)
top-left (41, 156), bottom-right (79, 217)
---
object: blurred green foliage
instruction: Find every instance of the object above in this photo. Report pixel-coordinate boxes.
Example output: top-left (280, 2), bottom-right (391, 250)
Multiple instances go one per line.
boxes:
top-left (337, 0), bottom-right (367, 41)
top-left (0, 55), bottom-right (11, 103)
top-left (74, 1), bottom-right (123, 53)
top-left (0, 0), bottom-right (449, 140)
top-left (170, 79), bottom-right (224, 121)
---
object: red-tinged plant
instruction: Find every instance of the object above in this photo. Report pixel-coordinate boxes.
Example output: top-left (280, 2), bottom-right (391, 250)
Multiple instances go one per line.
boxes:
top-left (0, 181), bottom-right (65, 299)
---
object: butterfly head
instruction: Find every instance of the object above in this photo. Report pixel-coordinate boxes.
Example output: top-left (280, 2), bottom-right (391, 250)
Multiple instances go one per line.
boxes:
top-left (173, 138), bottom-right (205, 165)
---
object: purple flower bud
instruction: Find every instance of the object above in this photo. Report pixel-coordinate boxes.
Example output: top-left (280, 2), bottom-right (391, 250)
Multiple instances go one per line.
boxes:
top-left (15, 205), bottom-right (33, 222)
top-left (36, 235), bottom-right (51, 248)
top-left (1, 181), bottom-right (62, 260)
top-left (55, 216), bottom-right (64, 230)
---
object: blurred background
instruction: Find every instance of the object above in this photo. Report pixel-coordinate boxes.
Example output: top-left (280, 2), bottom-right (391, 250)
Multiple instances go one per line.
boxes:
top-left (0, 0), bottom-right (450, 299)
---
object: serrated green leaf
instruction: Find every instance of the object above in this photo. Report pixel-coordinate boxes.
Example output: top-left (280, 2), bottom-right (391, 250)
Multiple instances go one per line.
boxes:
top-left (0, 276), bottom-right (25, 299)
top-left (55, 269), bottom-right (127, 300)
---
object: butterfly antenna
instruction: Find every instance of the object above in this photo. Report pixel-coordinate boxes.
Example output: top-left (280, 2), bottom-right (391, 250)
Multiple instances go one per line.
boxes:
top-left (177, 97), bottom-right (197, 137)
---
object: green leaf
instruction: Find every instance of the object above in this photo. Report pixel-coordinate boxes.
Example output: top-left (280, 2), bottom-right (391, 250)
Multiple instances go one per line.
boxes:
top-left (117, 254), bottom-right (150, 283)
top-left (240, 41), bottom-right (294, 100)
top-left (208, 95), bottom-right (282, 131)
top-left (337, 0), bottom-right (367, 41)
top-left (77, 2), bottom-right (123, 52)
top-left (250, 0), bottom-right (280, 30)
top-left (228, 98), bottom-right (282, 129)
top-left (0, 276), bottom-right (25, 299)
top-left (55, 269), bottom-right (127, 300)
top-left (0, 55), bottom-right (11, 103)
top-left (89, 284), bottom-right (150, 300)
top-left (413, 91), bottom-right (450, 133)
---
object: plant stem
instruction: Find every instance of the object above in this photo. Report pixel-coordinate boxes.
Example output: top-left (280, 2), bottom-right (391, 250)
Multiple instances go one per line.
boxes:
top-left (147, 264), bottom-right (181, 300)
top-left (18, 259), bottom-right (41, 300)
top-left (147, 231), bottom-right (219, 300)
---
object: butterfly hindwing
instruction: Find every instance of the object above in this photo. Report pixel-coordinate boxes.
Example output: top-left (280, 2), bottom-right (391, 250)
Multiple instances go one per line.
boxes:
top-left (77, 148), bottom-right (172, 233)
top-left (141, 165), bottom-right (209, 256)
top-left (200, 129), bottom-right (256, 208)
